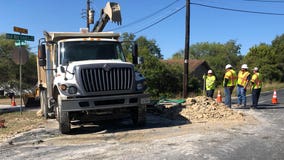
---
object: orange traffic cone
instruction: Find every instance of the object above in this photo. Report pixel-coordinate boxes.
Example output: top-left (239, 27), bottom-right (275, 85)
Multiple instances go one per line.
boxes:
top-left (272, 89), bottom-right (278, 104)
top-left (11, 96), bottom-right (16, 107)
top-left (216, 90), bottom-right (222, 103)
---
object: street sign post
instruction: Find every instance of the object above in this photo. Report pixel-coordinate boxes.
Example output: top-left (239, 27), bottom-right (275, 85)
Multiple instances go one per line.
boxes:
top-left (15, 40), bottom-right (27, 46)
top-left (13, 26), bottom-right (28, 34)
top-left (6, 33), bottom-right (34, 41)
top-left (5, 26), bottom-right (33, 115)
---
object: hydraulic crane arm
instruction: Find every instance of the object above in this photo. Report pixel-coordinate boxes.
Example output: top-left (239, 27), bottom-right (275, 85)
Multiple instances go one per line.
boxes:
top-left (92, 2), bottom-right (122, 32)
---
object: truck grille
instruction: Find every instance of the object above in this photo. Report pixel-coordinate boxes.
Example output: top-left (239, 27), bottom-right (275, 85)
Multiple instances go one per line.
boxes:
top-left (81, 67), bottom-right (134, 92)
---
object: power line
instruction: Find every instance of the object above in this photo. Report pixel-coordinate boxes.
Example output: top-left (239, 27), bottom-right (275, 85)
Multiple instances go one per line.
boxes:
top-left (109, 0), bottom-right (181, 31)
top-left (134, 5), bottom-right (185, 34)
top-left (191, 2), bottom-right (284, 15)
top-left (111, 1), bottom-right (284, 35)
top-left (243, 0), bottom-right (284, 3)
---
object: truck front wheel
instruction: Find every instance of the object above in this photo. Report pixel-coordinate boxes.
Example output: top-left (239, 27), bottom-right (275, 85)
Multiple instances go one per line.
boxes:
top-left (59, 111), bottom-right (71, 134)
top-left (131, 105), bottom-right (146, 126)
top-left (57, 95), bottom-right (71, 134)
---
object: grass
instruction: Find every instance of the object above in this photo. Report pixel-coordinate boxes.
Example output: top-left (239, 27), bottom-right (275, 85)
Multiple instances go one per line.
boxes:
top-left (0, 111), bottom-right (45, 142)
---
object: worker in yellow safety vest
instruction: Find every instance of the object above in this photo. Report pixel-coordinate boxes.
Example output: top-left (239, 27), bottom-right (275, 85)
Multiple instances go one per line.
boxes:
top-left (203, 69), bottom-right (216, 98)
top-left (236, 64), bottom-right (251, 108)
top-left (250, 67), bottom-right (262, 109)
top-left (223, 64), bottom-right (237, 108)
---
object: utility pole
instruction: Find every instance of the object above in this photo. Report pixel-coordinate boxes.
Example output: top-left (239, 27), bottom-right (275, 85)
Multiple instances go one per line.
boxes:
top-left (86, 0), bottom-right (90, 31)
top-left (183, 0), bottom-right (190, 98)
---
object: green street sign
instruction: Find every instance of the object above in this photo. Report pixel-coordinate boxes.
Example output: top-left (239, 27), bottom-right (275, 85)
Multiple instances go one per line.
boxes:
top-left (6, 33), bottom-right (34, 41)
top-left (15, 40), bottom-right (27, 46)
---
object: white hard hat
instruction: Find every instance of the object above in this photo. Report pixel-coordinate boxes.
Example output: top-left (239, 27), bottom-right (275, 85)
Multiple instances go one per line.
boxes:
top-left (253, 67), bottom-right (258, 71)
top-left (225, 64), bottom-right (232, 69)
top-left (241, 64), bottom-right (248, 69)
top-left (208, 70), bottom-right (213, 74)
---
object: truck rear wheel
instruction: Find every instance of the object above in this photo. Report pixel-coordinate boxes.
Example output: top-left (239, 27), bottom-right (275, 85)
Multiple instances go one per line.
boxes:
top-left (40, 90), bottom-right (48, 119)
top-left (131, 105), bottom-right (146, 126)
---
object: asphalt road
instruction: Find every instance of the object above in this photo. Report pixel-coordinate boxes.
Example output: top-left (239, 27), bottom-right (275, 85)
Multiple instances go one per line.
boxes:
top-left (0, 89), bottom-right (283, 160)
top-left (193, 88), bottom-right (284, 160)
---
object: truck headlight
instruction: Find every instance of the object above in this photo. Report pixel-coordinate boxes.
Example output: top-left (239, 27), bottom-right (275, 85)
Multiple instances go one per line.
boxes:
top-left (68, 86), bottom-right (77, 94)
top-left (60, 84), bottom-right (67, 91)
top-left (137, 82), bottom-right (143, 90)
top-left (136, 81), bottom-right (146, 91)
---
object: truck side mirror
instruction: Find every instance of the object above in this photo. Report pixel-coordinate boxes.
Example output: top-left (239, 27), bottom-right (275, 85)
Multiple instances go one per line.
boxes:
top-left (132, 43), bottom-right (138, 64)
top-left (38, 45), bottom-right (46, 67)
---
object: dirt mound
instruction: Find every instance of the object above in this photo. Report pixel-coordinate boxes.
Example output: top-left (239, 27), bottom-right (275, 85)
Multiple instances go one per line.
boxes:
top-left (157, 96), bottom-right (245, 122)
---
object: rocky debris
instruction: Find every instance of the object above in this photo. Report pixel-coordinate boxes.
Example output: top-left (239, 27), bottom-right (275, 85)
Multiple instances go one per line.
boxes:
top-left (0, 119), bottom-right (6, 128)
top-left (156, 96), bottom-right (245, 122)
top-left (36, 109), bottom-right (43, 117)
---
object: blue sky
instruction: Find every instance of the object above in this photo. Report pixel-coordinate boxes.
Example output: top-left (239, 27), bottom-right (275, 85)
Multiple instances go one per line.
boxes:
top-left (1, 0), bottom-right (284, 59)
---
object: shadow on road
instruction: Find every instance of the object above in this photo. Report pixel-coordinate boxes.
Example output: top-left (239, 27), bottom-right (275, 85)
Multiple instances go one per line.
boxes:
top-left (233, 103), bottom-right (284, 110)
top-left (255, 103), bottom-right (284, 109)
top-left (69, 104), bottom-right (190, 135)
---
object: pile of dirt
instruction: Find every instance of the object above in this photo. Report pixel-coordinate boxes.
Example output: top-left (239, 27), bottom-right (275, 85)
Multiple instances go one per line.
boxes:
top-left (157, 96), bottom-right (245, 122)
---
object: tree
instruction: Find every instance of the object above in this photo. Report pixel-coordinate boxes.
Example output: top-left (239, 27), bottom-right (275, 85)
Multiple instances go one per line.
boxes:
top-left (172, 40), bottom-right (243, 85)
top-left (0, 34), bottom-right (37, 90)
top-left (244, 43), bottom-right (282, 82)
top-left (136, 36), bottom-right (163, 59)
top-left (121, 33), bottom-right (183, 98)
top-left (121, 32), bottom-right (135, 61)
top-left (271, 34), bottom-right (284, 81)
top-left (172, 50), bottom-right (184, 59)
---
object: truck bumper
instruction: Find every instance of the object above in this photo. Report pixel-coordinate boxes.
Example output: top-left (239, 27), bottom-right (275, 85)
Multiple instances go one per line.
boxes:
top-left (61, 94), bottom-right (150, 112)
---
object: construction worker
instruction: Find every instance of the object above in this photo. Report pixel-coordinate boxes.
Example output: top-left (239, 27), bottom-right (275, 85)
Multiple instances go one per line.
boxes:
top-left (204, 69), bottom-right (216, 98)
top-left (236, 64), bottom-right (251, 108)
top-left (250, 67), bottom-right (262, 109)
top-left (223, 64), bottom-right (237, 108)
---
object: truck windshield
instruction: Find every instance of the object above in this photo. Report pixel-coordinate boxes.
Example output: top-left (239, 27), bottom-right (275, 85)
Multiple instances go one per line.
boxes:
top-left (59, 41), bottom-right (126, 64)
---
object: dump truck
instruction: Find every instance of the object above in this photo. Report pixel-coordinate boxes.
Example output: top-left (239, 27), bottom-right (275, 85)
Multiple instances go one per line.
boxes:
top-left (37, 2), bottom-right (150, 134)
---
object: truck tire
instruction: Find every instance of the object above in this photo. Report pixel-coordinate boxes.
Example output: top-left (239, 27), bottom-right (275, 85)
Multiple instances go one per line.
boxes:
top-left (59, 111), bottom-right (71, 134)
top-left (57, 95), bottom-right (71, 134)
top-left (40, 90), bottom-right (48, 119)
top-left (131, 105), bottom-right (146, 126)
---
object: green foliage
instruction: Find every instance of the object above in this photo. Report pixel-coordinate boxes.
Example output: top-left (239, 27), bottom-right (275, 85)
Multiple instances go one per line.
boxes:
top-left (139, 54), bottom-right (183, 98)
top-left (173, 40), bottom-right (242, 86)
top-left (121, 33), bottom-right (184, 98)
top-left (172, 50), bottom-right (184, 59)
top-left (136, 36), bottom-right (163, 59)
top-left (0, 34), bottom-right (37, 90)
top-left (243, 42), bottom-right (283, 82)
top-left (121, 32), bottom-right (135, 61)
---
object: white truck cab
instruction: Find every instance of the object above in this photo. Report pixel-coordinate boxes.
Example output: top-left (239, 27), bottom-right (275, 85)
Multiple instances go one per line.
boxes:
top-left (37, 31), bottom-right (149, 133)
